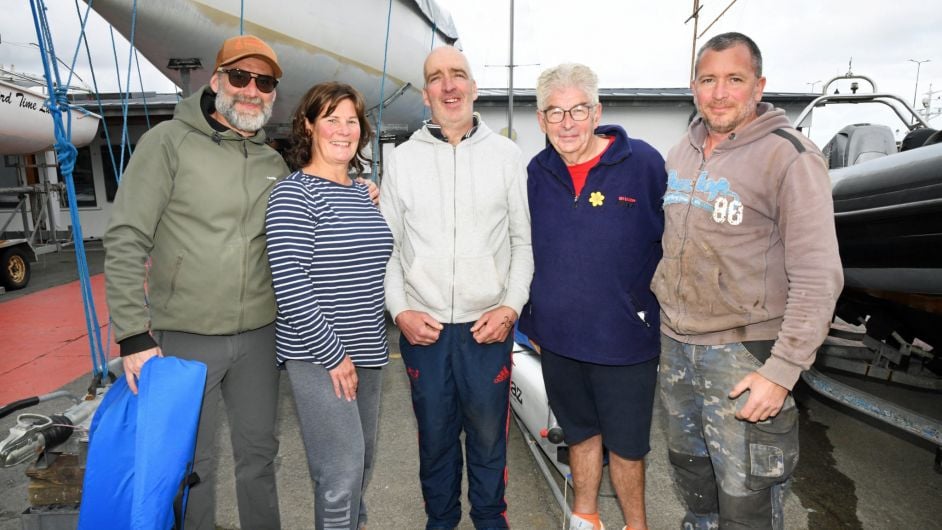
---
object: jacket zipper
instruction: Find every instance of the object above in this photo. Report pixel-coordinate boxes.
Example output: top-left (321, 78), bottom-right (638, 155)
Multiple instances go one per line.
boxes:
top-left (628, 294), bottom-right (651, 328)
top-left (450, 144), bottom-right (458, 323)
top-left (672, 149), bottom-right (709, 329)
top-left (238, 138), bottom-right (250, 331)
top-left (545, 163), bottom-right (578, 208)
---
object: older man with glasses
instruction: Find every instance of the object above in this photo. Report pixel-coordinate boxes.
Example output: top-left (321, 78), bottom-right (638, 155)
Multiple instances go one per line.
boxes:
top-left (518, 63), bottom-right (667, 530)
top-left (104, 35), bottom-right (287, 529)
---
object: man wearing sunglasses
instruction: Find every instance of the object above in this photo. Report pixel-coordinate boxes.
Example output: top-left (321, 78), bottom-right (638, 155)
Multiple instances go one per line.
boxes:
top-left (104, 35), bottom-right (287, 530)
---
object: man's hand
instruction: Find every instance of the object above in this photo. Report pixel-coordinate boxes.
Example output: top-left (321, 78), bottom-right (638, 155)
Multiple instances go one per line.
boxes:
top-left (122, 346), bottom-right (163, 395)
top-left (329, 356), bottom-right (358, 401)
top-left (729, 371), bottom-right (790, 422)
top-left (356, 177), bottom-right (380, 206)
top-left (470, 306), bottom-right (517, 345)
top-left (396, 310), bottom-right (444, 346)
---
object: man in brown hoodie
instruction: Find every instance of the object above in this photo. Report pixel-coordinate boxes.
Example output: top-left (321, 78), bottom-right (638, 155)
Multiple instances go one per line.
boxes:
top-left (651, 32), bottom-right (843, 529)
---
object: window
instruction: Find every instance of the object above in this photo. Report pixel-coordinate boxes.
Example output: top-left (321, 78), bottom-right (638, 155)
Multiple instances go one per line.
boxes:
top-left (59, 147), bottom-right (95, 208)
top-left (0, 156), bottom-right (21, 208)
top-left (99, 144), bottom-right (134, 203)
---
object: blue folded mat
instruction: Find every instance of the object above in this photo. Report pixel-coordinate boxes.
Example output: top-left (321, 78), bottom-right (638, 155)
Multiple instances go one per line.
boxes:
top-left (78, 356), bottom-right (206, 530)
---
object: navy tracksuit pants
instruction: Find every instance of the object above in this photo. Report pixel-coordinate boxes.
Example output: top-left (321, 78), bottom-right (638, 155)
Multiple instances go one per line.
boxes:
top-left (400, 322), bottom-right (512, 530)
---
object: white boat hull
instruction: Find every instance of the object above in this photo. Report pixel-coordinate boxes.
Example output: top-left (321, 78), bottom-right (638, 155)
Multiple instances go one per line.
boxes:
top-left (0, 80), bottom-right (101, 156)
top-left (87, 0), bottom-right (459, 136)
top-left (510, 347), bottom-right (570, 478)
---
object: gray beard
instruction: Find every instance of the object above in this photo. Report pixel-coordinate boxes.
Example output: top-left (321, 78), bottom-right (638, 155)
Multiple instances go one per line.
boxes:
top-left (215, 91), bottom-right (272, 132)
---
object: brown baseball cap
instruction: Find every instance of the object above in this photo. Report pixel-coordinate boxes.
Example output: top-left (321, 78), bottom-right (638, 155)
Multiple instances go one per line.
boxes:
top-left (214, 35), bottom-right (283, 79)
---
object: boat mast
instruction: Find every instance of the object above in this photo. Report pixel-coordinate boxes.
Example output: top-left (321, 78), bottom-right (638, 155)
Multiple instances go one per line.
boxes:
top-left (686, 0), bottom-right (741, 81)
top-left (686, 0), bottom-right (702, 82)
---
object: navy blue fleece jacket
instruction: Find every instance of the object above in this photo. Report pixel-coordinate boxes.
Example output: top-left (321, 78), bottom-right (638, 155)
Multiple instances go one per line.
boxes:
top-left (519, 124), bottom-right (666, 365)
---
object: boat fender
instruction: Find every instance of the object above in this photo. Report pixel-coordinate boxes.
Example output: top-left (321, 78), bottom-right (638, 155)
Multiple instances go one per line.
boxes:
top-left (543, 425), bottom-right (565, 444)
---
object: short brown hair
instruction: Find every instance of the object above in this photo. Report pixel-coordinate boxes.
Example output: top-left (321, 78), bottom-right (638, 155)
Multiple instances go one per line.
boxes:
top-left (286, 82), bottom-right (373, 175)
top-left (695, 32), bottom-right (763, 79)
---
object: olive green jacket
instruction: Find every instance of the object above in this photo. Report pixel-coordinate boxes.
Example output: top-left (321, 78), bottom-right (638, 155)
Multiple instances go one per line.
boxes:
top-left (104, 86), bottom-right (288, 352)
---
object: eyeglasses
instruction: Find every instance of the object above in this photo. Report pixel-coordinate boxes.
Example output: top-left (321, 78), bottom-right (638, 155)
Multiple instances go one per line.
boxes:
top-left (541, 104), bottom-right (595, 124)
top-left (217, 68), bottom-right (278, 93)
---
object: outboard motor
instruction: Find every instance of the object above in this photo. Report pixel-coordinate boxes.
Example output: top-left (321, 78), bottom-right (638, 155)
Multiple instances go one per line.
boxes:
top-left (823, 123), bottom-right (897, 169)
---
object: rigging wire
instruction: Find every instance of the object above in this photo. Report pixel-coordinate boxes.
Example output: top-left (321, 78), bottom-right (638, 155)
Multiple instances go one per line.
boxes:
top-left (108, 23), bottom-right (136, 171)
top-left (134, 49), bottom-right (152, 130)
top-left (370, 0), bottom-right (394, 181)
top-left (115, 0), bottom-right (140, 181)
top-left (72, 0), bottom-right (122, 187)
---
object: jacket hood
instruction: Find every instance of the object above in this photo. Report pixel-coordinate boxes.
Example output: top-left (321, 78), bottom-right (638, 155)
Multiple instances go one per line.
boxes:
top-left (409, 113), bottom-right (493, 145)
top-left (687, 102), bottom-right (791, 153)
top-left (533, 123), bottom-right (633, 176)
top-left (173, 85), bottom-right (270, 145)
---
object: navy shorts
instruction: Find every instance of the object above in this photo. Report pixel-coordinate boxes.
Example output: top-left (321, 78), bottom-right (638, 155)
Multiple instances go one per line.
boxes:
top-left (541, 348), bottom-right (658, 459)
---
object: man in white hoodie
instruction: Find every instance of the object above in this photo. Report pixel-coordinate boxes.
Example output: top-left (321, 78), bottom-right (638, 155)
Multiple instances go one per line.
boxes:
top-left (381, 46), bottom-right (533, 530)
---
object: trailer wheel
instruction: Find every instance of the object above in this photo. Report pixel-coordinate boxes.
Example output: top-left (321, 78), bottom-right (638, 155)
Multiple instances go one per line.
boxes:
top-left (1, 247), bottom-right (31, 290)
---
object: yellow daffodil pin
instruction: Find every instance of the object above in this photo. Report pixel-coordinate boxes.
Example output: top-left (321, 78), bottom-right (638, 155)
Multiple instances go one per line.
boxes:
top-left (589, 191), bottom-right (605, 207)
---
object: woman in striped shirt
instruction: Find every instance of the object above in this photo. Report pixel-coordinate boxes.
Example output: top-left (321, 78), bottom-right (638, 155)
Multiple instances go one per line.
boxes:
top-left (266, 82), bottom-right (393, 530)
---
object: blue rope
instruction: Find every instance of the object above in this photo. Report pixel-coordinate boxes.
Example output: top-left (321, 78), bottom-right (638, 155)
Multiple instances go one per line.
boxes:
top-left (28, 0), bottom-right (108, 377)
top-left (371, 0), bottom-right (394, 180)
top-left (107, 25), bottom-right (133, 180)
top-left (240, 0), bottom-right (245, 35)
top-left (62, 0), bottom-right (89, 92)
top-left (116, 0), bottom-right (140, 182)
top-left (107, 27), bottom-right (123, 95)
top-left (72, 0), bottom-right (121, 187)
top-left (134, 49), bottom-right (152, 129)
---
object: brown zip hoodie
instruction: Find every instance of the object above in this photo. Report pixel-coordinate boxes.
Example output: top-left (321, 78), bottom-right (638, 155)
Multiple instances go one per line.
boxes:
top-left (651, 103), bottom-right (843, 389)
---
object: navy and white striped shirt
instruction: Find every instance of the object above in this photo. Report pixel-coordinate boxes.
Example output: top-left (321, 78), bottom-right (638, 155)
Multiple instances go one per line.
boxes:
top-left (266, 171), bottom-right (393, 369)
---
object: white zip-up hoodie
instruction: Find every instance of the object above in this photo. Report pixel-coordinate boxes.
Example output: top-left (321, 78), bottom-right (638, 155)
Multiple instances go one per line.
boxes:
top-left (382, 119), bottom-right (533, 323)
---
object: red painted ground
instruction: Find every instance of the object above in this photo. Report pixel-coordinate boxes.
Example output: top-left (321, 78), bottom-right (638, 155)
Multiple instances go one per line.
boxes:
top-left (0, 274), bottom-right (117, 405)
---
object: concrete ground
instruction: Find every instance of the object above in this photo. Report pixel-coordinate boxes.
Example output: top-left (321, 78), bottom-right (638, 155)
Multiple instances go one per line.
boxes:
top-left (2, 243), bottom-right (941, 529)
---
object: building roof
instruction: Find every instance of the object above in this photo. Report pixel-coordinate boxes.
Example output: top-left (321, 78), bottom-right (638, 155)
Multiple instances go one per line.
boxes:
top-left (69, 92), bottom-right (181, 119)
top-left (475, 87), bottom-right (817, 106)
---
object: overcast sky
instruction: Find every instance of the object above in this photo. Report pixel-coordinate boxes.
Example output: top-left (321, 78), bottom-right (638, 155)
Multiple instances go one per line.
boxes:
top-left (439, 0), bottom-right (940, 100)
top-left (3, 0), bottom-right (940, 130)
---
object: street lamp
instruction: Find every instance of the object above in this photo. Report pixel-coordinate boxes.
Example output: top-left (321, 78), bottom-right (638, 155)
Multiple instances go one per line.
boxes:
top-left (908, 59), bottom-right (930, 110)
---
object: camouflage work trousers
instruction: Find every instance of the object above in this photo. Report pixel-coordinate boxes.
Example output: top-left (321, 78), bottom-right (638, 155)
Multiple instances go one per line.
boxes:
top-left (659, 334), bottom-right (799, 530)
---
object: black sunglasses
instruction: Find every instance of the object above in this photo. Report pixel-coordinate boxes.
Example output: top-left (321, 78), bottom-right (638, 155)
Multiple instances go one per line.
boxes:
top-left (217, 68), bottom-right (278, 93)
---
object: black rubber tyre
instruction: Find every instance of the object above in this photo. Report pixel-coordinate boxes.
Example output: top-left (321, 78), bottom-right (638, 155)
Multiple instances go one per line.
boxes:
top-left (0, 247), bottom-right (31, 290)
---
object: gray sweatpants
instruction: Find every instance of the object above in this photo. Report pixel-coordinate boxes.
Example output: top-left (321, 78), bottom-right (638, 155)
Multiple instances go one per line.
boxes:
top-left (286, 361), bottom-right (384, 530)
top-left (155, 324), bottom-right (281, 530)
